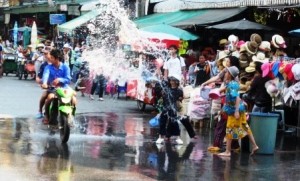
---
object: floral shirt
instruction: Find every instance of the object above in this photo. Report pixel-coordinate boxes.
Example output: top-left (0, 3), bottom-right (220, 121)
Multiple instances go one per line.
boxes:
top-left (223, 81), bottom-right (246, 115)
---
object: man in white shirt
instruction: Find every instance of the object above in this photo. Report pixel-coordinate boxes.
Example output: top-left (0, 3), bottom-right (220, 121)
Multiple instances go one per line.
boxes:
top-left (163, 45), bottom-right (186, 83)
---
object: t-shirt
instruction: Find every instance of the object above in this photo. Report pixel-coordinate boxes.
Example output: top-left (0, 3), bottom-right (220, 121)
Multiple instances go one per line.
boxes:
top-left (163, 56), bottom-right (185, 79)
top-left (195, 62), bottom-right (211, 86)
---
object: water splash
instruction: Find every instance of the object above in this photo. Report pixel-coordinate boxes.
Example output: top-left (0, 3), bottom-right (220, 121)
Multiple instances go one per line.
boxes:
top-left (81, 0), bottom-right (181, 121)
top-left (81, 0), bottom-right (169, 82)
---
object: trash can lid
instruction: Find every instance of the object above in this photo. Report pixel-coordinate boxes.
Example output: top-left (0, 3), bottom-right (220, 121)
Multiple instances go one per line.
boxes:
top-left (249, 112), bottom-right (280, 117)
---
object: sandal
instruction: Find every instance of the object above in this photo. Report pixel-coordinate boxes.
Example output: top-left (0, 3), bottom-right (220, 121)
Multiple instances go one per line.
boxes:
top-left (208, 146), bottom-right (220, 151)
top-left (217, 152), bottom-right (231, 157)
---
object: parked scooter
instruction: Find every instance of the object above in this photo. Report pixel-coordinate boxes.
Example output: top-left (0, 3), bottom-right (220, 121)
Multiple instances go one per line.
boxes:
top-left (47, 86), bottom-right (76, 143)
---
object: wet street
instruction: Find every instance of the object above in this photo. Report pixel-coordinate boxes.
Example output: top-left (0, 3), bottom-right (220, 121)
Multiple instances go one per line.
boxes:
top-left (1, 76), bottom-right (300, 181)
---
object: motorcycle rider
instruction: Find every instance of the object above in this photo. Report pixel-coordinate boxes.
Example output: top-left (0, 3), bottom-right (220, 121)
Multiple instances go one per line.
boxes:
top-left (41, 49), bottom-right (75, 125)
top-left (35, 46), bottom-right (53, 119)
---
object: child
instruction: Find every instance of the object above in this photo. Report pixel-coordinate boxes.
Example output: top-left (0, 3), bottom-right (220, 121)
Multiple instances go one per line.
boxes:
top-left (218, 66), bottom-right (259, 157)
top-left (156, 75), bottom-right (184, 145)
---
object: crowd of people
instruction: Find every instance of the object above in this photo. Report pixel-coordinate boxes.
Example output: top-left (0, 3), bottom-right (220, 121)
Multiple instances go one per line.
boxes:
top-left (153, 33), bottom-right (299, 157)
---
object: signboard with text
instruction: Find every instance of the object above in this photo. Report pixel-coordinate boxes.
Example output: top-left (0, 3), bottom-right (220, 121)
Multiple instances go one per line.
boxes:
top-left (49, 14), bottom-right (66, 25)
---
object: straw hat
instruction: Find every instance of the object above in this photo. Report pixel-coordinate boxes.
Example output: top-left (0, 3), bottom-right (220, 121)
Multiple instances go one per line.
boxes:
top-left (36, 43), bottom-right (45, 49)
top-left (271, 34), bottom-right (287, 49)
top-left (250, 33), bottom-right (262, 46)
top-left (219, 39), bottom-right (228, 46)
top-left (239, 53), bottom-right (250, 68)
top-left (228, 34), bottom-right (238, 44)
top-left (259, 41), bottom-right (271, 52)
top-left (245, 62), bottom-right (256, 73)
top-left (245, 41), bottom-right (258, 55)
top-left (252, 52), bottom-right (269, 64)
top-left (216, 51), bottom-right (228, 62)
top-left (292, 64), bottom-right (300, 81)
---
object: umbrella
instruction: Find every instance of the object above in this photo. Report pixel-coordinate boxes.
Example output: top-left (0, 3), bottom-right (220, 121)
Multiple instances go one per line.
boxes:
top-left (140, 24), bottom-right (199, 40)
top-left (288, 29), bottom-right (300, 37)
top-left (9, 26), bottom-right (43, 34)
top-left (154, 0), bottom-right (185, 13)
top-left (139, 30), bottom-right (180, 48)
top-left (23, 27), bottom-right (30, 48)
top-left (206, 19), bottom-right (277, 31)
top-left (139, 30), bottom-right (180, 40)
top-left (31, 21), bottom-right (38, 50)
top-left (13, 21), bottom-right (18, 48)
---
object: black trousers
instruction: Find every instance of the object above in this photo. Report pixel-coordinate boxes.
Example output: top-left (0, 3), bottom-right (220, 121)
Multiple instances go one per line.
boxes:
top-left (90, 82), bottom-right (104, 98)
top-left (159, 111), bottom-right (180, 137)
top-left (179, 117), bottom-right (196, 138)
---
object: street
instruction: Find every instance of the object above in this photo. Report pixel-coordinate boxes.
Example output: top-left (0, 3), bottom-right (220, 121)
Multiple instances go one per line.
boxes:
top-left (1, 76), bottom-right (300, 181)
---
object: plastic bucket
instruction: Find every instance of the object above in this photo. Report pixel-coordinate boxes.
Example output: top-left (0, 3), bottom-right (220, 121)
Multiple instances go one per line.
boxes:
top-left (249, 112), bottom-right (279, 154)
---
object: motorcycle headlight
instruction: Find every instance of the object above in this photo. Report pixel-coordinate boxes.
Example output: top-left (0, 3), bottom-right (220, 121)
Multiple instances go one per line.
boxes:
top-left (61, 97), bottom-right (72, 104)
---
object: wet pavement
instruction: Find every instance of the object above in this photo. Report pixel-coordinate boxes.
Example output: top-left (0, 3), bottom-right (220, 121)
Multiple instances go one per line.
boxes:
top-left (1, 76), bottom-right (300, 180)
top-left (0, 112), bottom-right (300, 181)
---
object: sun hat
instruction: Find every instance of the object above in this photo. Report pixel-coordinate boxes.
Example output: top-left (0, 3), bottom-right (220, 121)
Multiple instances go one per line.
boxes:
top-left (261, 62), bottom-right (270, 77)
top-left (228, 34), bottom-right (238, 44)
top-left (219, 39), bottom-right (228, 46)
top-left (209, 88), bottom-right (221, 99)
top-left (250, 33), bottom-right (262, 45)
top-left (237, 40), bottom-right (245, 49)
top-left (36, 43), bottom-right (45, 49)
top-left (245, 62), bottom-right (256, 73)
top-left (63, 43), bottom-right (72, 49)
top-left (216, 51), bottom-right (228, 62)
top-left (271, 34), bottom-right (287, 49)
top-left (279, 62), bottom-right (287, 74)
top-left (239, 43), bottom-right (247, 53)
top-left (245, 41), bottom-right (258, 55)
top-left (272, 61), bottom-right (281, 77)
top-left (259, 41), bottom-right (271, 52)
top-left (226, 66), bottom-right (239, 78)
top-left (292, 64), bottom-right (300, 81)
top-left (239, 53), bottom-right (250, 68)
top-left (284, 63), bottom-right (294, 81)
top-left (252, 52), bottom-right (269, 64)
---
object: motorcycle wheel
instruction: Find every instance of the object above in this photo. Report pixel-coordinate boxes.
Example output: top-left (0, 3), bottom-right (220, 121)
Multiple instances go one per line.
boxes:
top-left (60, 113), bottom-right (70, 143)
top-left (137, 100), bottom-right (146, 111)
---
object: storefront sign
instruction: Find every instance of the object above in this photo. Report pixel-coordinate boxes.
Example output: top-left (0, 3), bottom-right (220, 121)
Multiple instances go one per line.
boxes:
top-left (50, 14), bottom-right (66, 25)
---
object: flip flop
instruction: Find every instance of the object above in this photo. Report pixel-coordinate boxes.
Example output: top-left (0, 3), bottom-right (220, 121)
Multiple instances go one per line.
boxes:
top-left (217, 152), bottom-right (231, 157)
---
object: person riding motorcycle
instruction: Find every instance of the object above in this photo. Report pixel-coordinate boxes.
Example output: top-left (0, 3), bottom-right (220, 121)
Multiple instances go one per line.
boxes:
top-left (41, 49), bottom-right (76, 125)
top-left (35, 46), bottom-right (53, 119)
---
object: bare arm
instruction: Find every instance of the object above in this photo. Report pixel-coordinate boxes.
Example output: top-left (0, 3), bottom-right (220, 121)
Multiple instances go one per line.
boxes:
top-left (202, 75), bottom-right (221, 86)
top-left (164, 69), bottom-right (169, 80)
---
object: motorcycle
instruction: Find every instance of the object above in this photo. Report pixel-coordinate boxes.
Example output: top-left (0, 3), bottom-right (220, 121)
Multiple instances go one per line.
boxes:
top-left (47, 86), bottom-right (76, 143)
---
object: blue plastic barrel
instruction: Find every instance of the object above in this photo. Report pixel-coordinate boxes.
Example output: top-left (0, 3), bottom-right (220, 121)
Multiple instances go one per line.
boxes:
top-left (249, 112), bottom-right (280, 154)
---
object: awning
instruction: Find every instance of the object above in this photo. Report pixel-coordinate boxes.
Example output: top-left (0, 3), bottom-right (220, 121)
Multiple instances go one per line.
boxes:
top-left (58, 9), bottom-right (104, 33)
top-left (80, 0), bottom-right (109, 12)
top-left (134, 7), bottom-right (246, 28)
top-left (4, 4), bottom-right (58, 14)
top-left (153, 0), bottom-right (300, 10)
top-left (172, 7), bottom-right (247, 27)
top-left (135, 10), bottom-right (206, 28)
